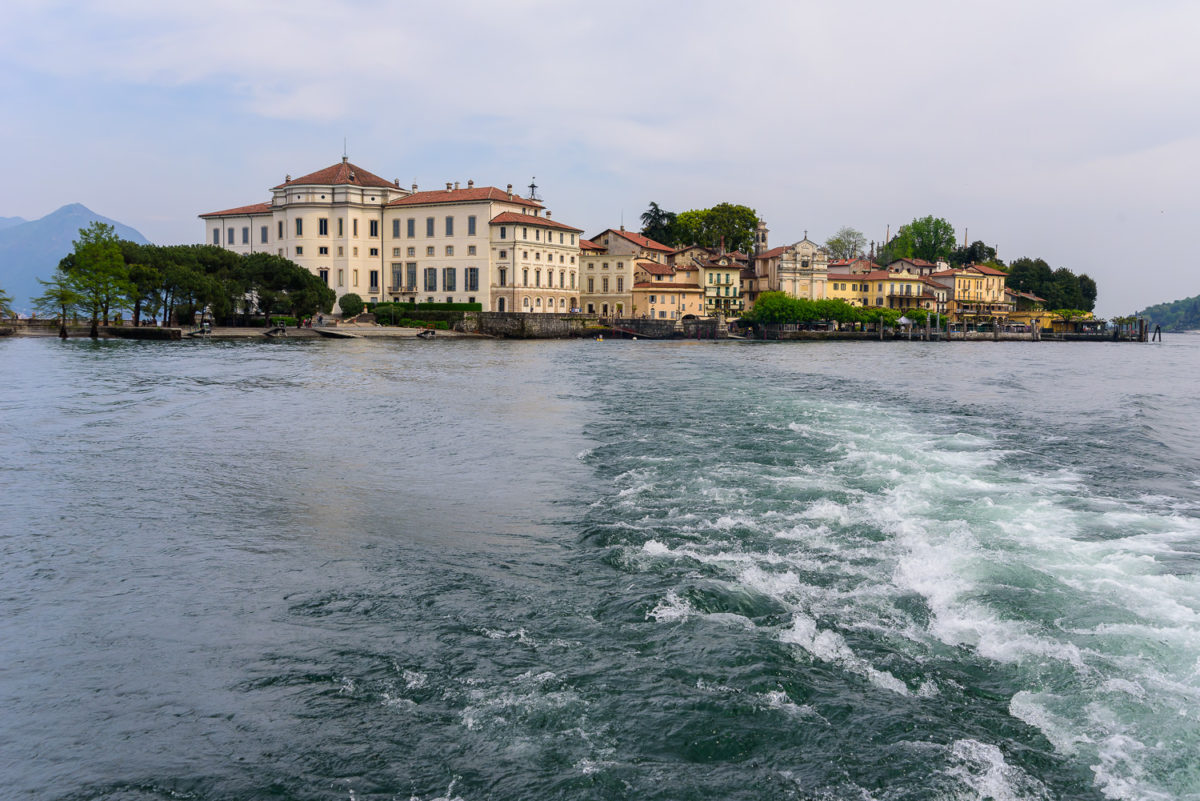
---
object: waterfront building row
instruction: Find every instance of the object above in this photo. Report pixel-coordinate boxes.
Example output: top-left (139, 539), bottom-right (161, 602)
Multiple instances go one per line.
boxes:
top-left (200, 159), bottom-right (1039, 324)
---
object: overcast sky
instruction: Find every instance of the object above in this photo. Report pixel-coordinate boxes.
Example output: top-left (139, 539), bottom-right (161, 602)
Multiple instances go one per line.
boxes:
top-left (3, 0), bottom-right (1198, 315)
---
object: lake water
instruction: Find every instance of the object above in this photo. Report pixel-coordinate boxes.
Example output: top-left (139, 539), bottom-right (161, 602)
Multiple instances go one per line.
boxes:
top-left (1, 334), bottom-right (1198, 801)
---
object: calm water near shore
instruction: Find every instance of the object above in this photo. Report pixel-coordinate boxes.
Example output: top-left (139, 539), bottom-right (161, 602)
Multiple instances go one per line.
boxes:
top-left (1, 335), bottom-right (1198, 801)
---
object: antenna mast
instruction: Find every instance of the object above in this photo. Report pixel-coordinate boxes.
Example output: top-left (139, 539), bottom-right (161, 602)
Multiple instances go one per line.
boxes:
top-left (527, 177), bottom-right (541, 202)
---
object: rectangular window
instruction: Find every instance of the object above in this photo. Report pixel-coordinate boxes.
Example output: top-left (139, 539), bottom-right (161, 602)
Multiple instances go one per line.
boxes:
top-left (424, 267), bottom-right (437, 291)
top-left (337, 269), bottom-right (344, 286)
top-left (467, 216), bottom-right (476, 236)
top-left (466, 267), bottom-right (479, 291)
top-left (319, 268), bottom-right (329, 285)
top-left (369, 270), bottom-right (379, 290)
top-left (445, 216), bottom-right (454, 237)
top-left (278, 221), bottom-right (284, 239)
top-left (392, 219), bottom-right (400, 238)
top-left (393, 248), bottom-right (400, 257)
top-left (426, 217), bottom-right (435, 237)
top-left (369, 219), bottom-right (379, 237)
top-left (319, 218), bottom-right (328, 236)
top-left (352, 219), bottom-right (358, 237)
top-left (445, 246), bottom-right (454, 256)
top-left (407, 247), bottom-right (415, 257)
top-left (617, 276), bottom-right (624, 292)
top-left (319, 246), bottom-right (329, 255)
top-left (588, 277), bottom-right (594, 292)
top-left (499, 269), bottom-right (507, 287)
top-left (338, 218), bottom-right (344, 237)
top-left (391, 264), bottom-right (401, 290)
top-left (535, 270), bottom-right (541, 287)
top-left (227, 227), bottom-right (234, 244)
top-left (369, 248), bottom-right (379, 256)
top-left (406, 263), bottom-right (417, 290)
top-left (337, 246), bottom-right (344, 256)
top-left (499, 249), bottom-right (507, 259)
top-left (353, 247), bottom-right (358, 256)
top-left (241, 226), bottom-right (249, 244)
top-left (407, 218), bottom-right (415, 238)
top-left (213, 228), bottom-right (220, 245)
top-left (352, 269), bottom-right (358, 287)
top-left (260, 226), bottom-right (268, 243)
top-left (426, 246), bottom-right (435, 256)
top-left (443, 267), bottom-right (456, 291)
top-left (467, 245), bottom-right (476, 255)
top-left (295, 218), bottom-right (303, 236)
top-left (602, 277), bottom-right (609, 293)
top-left (500, 227), bottom-right (507, 239)
top-left (295, 246), bottom-right (303, 255)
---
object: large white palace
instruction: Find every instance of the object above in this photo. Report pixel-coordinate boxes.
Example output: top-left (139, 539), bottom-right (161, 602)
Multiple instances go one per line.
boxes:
top-left (200, 158), bottom-right (584, 313)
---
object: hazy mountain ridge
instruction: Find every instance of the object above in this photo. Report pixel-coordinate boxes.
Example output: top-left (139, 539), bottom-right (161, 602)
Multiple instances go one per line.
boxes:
top-left (1135, 294), bottom-right (1200, 332)
top-left (0, 204), bottom-right (150, 312)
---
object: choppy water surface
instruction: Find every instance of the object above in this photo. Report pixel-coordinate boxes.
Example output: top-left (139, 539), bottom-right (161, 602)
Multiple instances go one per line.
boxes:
top-left (1, 335), bottom-right (1198, 801)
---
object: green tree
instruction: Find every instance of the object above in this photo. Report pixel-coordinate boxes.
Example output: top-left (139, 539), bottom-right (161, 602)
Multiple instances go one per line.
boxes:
top-left (338, 292), bottom-right (364, 317)
top-left (0, 285), bottom-right (12, 318)
top-left (639, 202), bottom-right (677, 246)
top-left (824, 227), bottom-right (867, 260)
top-left (64, 221), bottom-right (129, 337)
top-left (673, 209), bottom-right (709, 248)
top-left (706, 203), bottom-right (758, 253)
top-left (32, 270), bottom-right (82, 338)
top-left (1077, 273), bottom-right (1097, 312)
top-left (898, 215), bottom-right (957, 262)
top-left (950, 240), bottom-right (999, 267)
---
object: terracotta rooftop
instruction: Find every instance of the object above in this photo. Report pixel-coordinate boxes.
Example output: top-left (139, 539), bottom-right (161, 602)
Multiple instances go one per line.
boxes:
top-left (489, 211), bottom-right (582, 233)
top-left (594, 228), bottom-right (674, 253)
top-left (755, 246), bottom-right (788, 261)
top-left (969, 263), bottom-right (1008, 276)
top-left (389, 186), bottom-right (542, 208)
top-left (273, 159), bottom-right (397, 190)
top-left (199, 202), bottom-right (272, 218)
top-left (579, 238), bottom-right (605, 251)
top-left (636, 260), bottom-right (675, 276)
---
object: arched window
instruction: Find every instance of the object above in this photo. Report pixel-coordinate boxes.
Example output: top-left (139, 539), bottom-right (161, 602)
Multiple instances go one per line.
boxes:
top-left (535, 297), bottom-right (542, 307)
top-left (559, 298), bottom-right (566, 308)
top-left (522, 297), bottom-right (530, 308)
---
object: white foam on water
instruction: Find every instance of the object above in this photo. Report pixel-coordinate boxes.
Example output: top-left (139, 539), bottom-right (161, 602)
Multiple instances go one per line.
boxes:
top-left (781, 613), bottom-right (910, 696)
top-left (647, 590), bottom-right (692, 622)
top-left (944, 738), bottom-right (1051, 801)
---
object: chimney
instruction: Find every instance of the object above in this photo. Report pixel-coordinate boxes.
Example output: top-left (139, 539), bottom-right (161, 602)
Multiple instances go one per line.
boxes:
top-left (546, 210), bottom-right (552, 218)
top-left (620, 225), bottom-right (625, 232)
top-left (412, 183), bottom-right (418, 192)
top-left (467, 179), bottom-right (474, 188)
top-left (446, 182), bottom-right (453, 191)
top-left (454, 181), bottom-right (460, 190)
top-left (506, 184), bottom-right (513, 200)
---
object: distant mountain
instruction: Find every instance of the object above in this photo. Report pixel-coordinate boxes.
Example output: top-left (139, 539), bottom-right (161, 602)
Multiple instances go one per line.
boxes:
top-left (0, 203), bottom-right (150, 313)
top-left (1134, 294), bottom-right (1200, 332)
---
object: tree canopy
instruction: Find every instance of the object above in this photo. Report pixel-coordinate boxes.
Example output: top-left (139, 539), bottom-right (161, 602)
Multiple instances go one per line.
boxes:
top-left (39, 227), bottom-right (336, 333)
top-left (1133, 293), bottom-right (1200, 332)
top-left (890, 215), bottom-right (957, 263)
top-left (1006, 257), bottom-right (1096, 312)
top-left (638, 202), bottom-right (759, 252)
top-left (824, 227), bottom-right (867, 260)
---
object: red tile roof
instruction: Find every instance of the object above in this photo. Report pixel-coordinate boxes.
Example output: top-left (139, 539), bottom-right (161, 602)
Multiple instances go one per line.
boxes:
top-left (389, 186), bottom-right (542, 208)
top-left (579, 238), bottom-right (605, 251)
top-left (636, 260), bottom-right (675, 276)
top-left (593, 228), bottom-right (673, 252)
top-left (199, 202), bottom-right (273, 218)
top-left (888, 257), bottom-right (936, 268)
top-left (969, 263), bottom-right (1007, 276)
top-left (489, 211), bottom-right (582, 233)
top-left (273, 160), bottom-right (396, 189)
top-left (754, 246), bottom-right (788, 261)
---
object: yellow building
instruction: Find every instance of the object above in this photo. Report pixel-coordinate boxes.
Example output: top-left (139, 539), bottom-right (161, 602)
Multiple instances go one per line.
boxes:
top-left (825, 270), bottom-right (935, 310)
top-left (697, 254), bottom-right (744, 317)
top-left (930, 265), bottom-right (1011, 323)
top-left (631, 261), bottom-right (704, 320)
